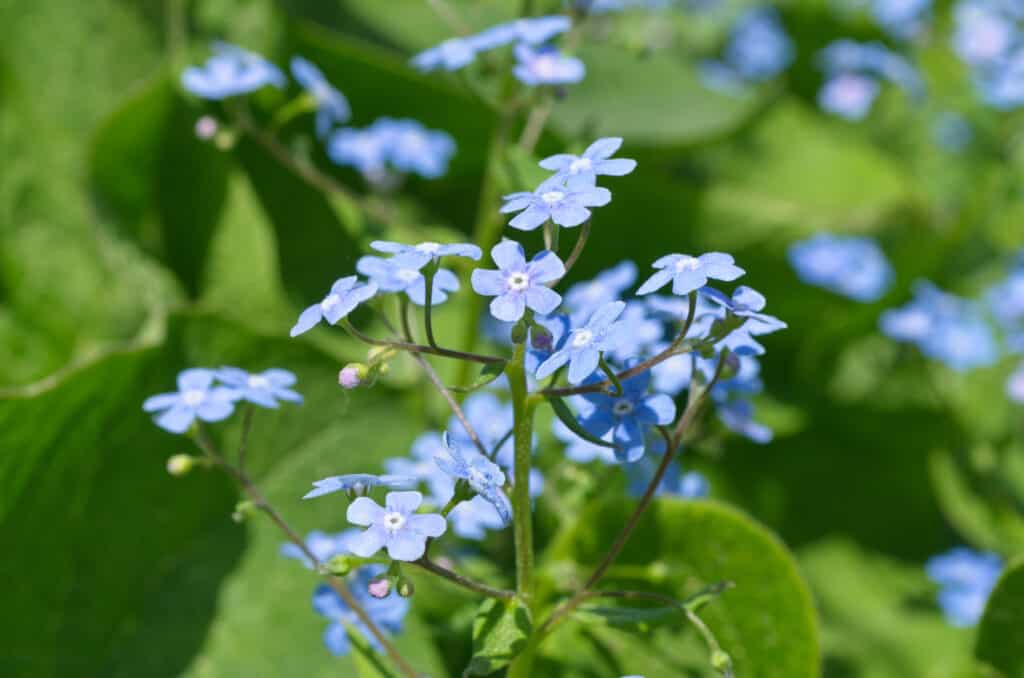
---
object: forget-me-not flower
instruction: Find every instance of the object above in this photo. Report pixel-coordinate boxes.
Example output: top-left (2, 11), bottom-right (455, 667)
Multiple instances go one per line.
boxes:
top-left (608, 302), bottom-right (664, 362)
top-left (700, 7), bottom-right (793, 92)
top-left (926, 547), bottom-right (1003, 627)
top-left (988, 266), bottom-right (1024, 351)
top-left (474, 15), bottom-right (573, 51)
top-left (303, 473), bottom-right (418, 499)
top-left (816, 39), bottom-right (923, 119)
top-left (181, 42), bottom-right (285, 100)
top-left (539, 137), bottom-right (637, 186)
top-left (346, 491), bottom-right (447, 561)
top-left (313, 565), bottom-right (409, 655)
top-left (513, 44), bottom-right (586, 86)
top-left (448, 495), bottom-right (508, 540)
top-left (143, 368), bottom-right (240, 434)
top-left (788, 234), bottom-right (893, 302)
top-left (412, 37), bottom-right (479, 72)
top-left (637, 252), bottom-right (745, 296)
top-left (717, 399), bottom-right (773, 443)
top-left (370, 240), bottom-right (482, 264)
top-left (536, 301), bottom-right (627, 383)
top-left (873, 0), bottom-right (932, 39)
top-left (434, 433), bottom-right (512, 525)
top-left (701, 285), bottom-right (787, 335)
top-left (290, 276), bottom-right (378, 337)
top-left (376, 118), bottom-right (457, 179)
top-left (818, 72), bottom-right (881, 120)
top-left (385, 432), bottom-right (456, 504)
top-left (290, 56), bottom-right (351, 138)
top-left (471, 240), bottom-right (565, 322)
top-left (564, 261), bottom-right (638, 321)
top-left (553, 417), bottom-right (617, 464)
top-left (501, 176), bottom-right (611, 231)
top-left (216, 367), bottom-right (303, 408)
top-left (280, 529), bottom-right (359, 569)
top-left (357, 254), bottom-right (460, 306)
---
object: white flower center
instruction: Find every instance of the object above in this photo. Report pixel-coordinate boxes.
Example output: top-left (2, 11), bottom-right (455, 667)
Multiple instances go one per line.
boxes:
top-left (468, 467), bottom-right (489, 487)
top-left (182, 389), bottom-right (206, 407)
top-left (674, 256), bottom-right (701, 272)
top-left (534, 55), bottom-right (558, 78)
top-left (416, 242), bottom-right (441, 254)
top-left (541, 190), bottom-right (565, 205)
top-left (571, 329), bottom-right (594, 348)
top-left (507, 272), bottom-right (530, 291)
top-left (569, 157), bottom-right (592, 174)
top-left (612, 398), bottom-right (635, 416)
top-left (397, 268), bottom-right (421, 283)
top-left (383, 511), bottom-right (406, 531)
top-left (321, 293), bottom-right (341, 312)
top-left (247, 375), bottom-right (270, 390)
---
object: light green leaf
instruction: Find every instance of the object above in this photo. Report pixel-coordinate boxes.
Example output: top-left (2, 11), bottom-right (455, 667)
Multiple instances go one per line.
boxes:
top-left (976, 557), bottom-right (1024, 677)
top-left (465, 598), bottom-right (532, 676)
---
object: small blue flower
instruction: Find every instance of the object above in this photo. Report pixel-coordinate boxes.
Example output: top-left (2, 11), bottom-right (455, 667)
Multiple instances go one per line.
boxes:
top-left (303, 474), bottom-right (418, 500)
top-left (539, 137), bottom-right (637, 186)
top-left (473, 15), bottom-right (573, 51)
top-left (637, 253), bottom-right (745, 296)
top-left (374, 118), bottom-right (457, 179)
top-left (700, 7), bottom-right (793, 92)
top-left (280, 529), bottom-right (359, 569)
top-left (216, 367), bottom-right (303, 408)
top-left (701, 285), bottom-right (787, 335)
top-left (434, 433), bottom-right (512, 526)
top-left (513, 44), bottom-right (586, 86)
top-left (357, 254), bottom-right (460, 306)
top-left (385, 432), bottom-right (456, 504)
top-left (576, 364), bottom-right (676, 462)
top-left (290, 276), bottom-right (378, 337)
top-left (608, 302), bottom-right (664, 362)
top-left (449, 392), bottom-right (519, 464)
top-left (553, 417), bottom-right (617, 464)
top-left (346, 491), bottom-right (447, 561)
top-left (370, 240), bottom-right (482, 264)
top-left (987, 265), bottom-right (1024, 351)
top-left (953, 0), bottom-right (1016, 68)
top-left (328, 126), bottom-right (391, 177)
top-left (564, 261), bottom-right (637, 322)
top-left (411, 37), bottom-right (479, 72)
top-left (816, 39), bottom-right (924, 119)
top-left (926, 547), bottom-right (1003, 627)
top-left (471, 240), bottom-right (565, 322)
top-left (1007, 361), bottom-right (1024, 402)
top-left (717, 399), bottom-right (772, 444)
top-left (651, 351), bottom-right (695, 395)
top-left (536, 301), bottom-right (627, 384)
top-left (290, 56), bottom-right (351, 138)
top-left (143, 368), bottom-right (240, 434)
top-left (873, 0), bottom-right (931, 39)
top-left (448, 495), bottom-right (508, 540)
top-left (501, 176), bottom-right (611, 231)
top-left (314, 565), bottom-right (409, 656)
top-left (788, 234), bottom-right (893, 302)
top-left (818, 73), bottom-right (881, 120)
top-left (181, 42), bottom-right (285, 100)
top-left (626, 452), bottom-right (710, 499)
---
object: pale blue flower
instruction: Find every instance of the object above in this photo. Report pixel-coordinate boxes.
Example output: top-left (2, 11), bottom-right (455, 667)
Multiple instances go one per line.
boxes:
top-left (181, 42), bottom-right (285, 99)
top-left (788, 234), bottom-right (893, 302)
top-left (434, 433), bottom-right (512, 525)
top-left (539, 137), bottom-right (637, 186)
top-left (717, 399), bottom-right (772, 443)
top-left (536, 301), bottom-right (627, 383)
top-left (314, 565), bottom-right (409, 655)
top-left (817, 39), bottom-right (924, 118)
top-left (953, 0), bottom-right (1016, 68)
top-left (280, 529), bottom-right (359, 569)
top-left (637, 253), bottom-right (745, 296)
top-left (374, 118), bottom-right (456, 178)
top-left (328, 126), bottom-right (391, 176)
top-left (564, 261), bottom-right (637, 322)
top-left (926, 547), bottom-right (1003, 627)
top-left (290, 56), bottom-right (351, 138)
top-left (385, 432), bottom-right (455, 504)
top-left (501, 176), bottom-right (611, 231)
top-left (448, 495), bottom-right (508, 539)
top-left (513, 44), bottom-right (586, 86)
top-left (370, 240), bottom-right (481, 264)
top-left (471, 240), bottom-right (565, 322)
top-left (411, 37), bottom-right (479, 72)
top-left (701, 285), bottom-right (787, 334)
top-left (346, 491), bottom-right (447, 561)
top-left (552, 417), bottom-right (617, 464)
top-left (700, 7), bottom-right (793, 92)
top-left (290, 276), bottom-right (378, 337)
top-left (143, 368), bottom-right (240, 434)
top-left (303, 474), bottom-right (418, 500)
top-left (473, 15), bottom-right (573, 51)
top-left (356, 254), bottom-right (460, 306)
top-left (608, 302), bottom-right (664, 362)
top-left (216, 367), bottom-right (302, 408)
top-left (626, 452), bottom-right (710, 498)
top-left (818, 72), bottom-right (881, 120)
top-left (873, 0), bottom-right (931, 39)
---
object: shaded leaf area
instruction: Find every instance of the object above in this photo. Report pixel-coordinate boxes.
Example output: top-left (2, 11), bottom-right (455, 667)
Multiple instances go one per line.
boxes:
top-left (976, 557), bottom-right (1024, 678)
top-left (465, 598), bottom-right (532, 676)
top-left (543, 498), bottom-right (820, 678)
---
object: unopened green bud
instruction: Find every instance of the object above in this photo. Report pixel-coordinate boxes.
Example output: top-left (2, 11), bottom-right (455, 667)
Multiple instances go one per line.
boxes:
top-left (232, 500), bottom-right (256, 523)
top-left (397, 576), bottom-right (415, 598)
top-left (166, 454), bottom-right (195, 476)
top-left (711, 649), bottom-right (733, 674)
top-left (326, 554), bottom-right (354, 577)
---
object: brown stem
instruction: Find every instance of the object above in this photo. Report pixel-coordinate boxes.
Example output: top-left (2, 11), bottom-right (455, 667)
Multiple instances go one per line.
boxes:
top-left (237, 404), bottom-right (254, 472)
top-left (341, 319), bottom-right (506, 366)
top-left (412, 557), bottom-right (515, 599)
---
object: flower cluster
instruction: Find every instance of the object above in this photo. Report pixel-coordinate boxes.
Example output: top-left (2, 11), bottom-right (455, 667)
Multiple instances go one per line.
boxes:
top-left (328, 118), bottom-right (456, 181)
top-left (953, 0), bottom-right (1024, 109)
top-left (788, 234), bottom-right (893, 302)
top-left (182, 42), bottom-right (286, 99)
top-left (699, 7), bottom-right (794, 93)
top-left (817, 40), bottom-right (923, 120)
top-left (926, 547), bottom-right (1003, 627)
top-left (313, 565), bottom-right (410, 655)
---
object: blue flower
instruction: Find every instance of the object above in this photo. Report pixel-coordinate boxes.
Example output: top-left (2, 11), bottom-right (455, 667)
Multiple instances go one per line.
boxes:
top-left (474, 15), bottom-right (573, 51)
top-left (637, 253), bottom-right (745, 296)
top-left (501, 176), bottom-right (611, 231)
top-left (328, 126), bottom-right (392, 177)
top-left (216, 367), bottom-right (303, 408)
top-left (626, 452), bottom-right (710, 499)
top-left (513, 44), bottom-right (586, 86)
top-left (1007, 361), bottom-right (1024, 402)
top-left (290, 276), bottom-right (378, 337)
top-left (346, 491), bottom-right (447, 561)
top-left (987, 265), bottom-right (1024, 352)
top-left (788, 234), bottom-right (893, 302)
top-left (553, 417), bottom-right (617, 463)
top-left (449, 392), bottom-right (519, 463)
top-left (651, 352), bottom-right (695, 395)
top-left (385, 432), bottom-right (456, 504)
top-left (303, 474), bottom-right (418, 500)
top-left (181, 42), bottom-right (285, 100)
top-left (818, 73), bottom-right (881, 120)
top-left (370, 240), bottom-right (482, 264)
top-left (700, 7), bottom-right (793, 91)
top-left (953, 0), bottom-right (1016, 68)
top-left (701, 285), bottom-right (787, 335)
top-left (717, 399), bottom-right (773, 444)
top-left (564, 261), bottom-right (637, 322)
top-left (448, 495), bottom-right (508, 540)
top-left (608, 302), bottom-right (664, 362)
top-left (536, 301), bottom-right (627, 384)
top-left (411, 37), bottom-right (479, 72)
top-left (313, 565), bottom-right (409, 655)
top-left (575, 364), bottom-right (676, 462)
top-left (539, 137), bottom-right (637, 186)
top-left (280, 529), bottom-right (359, 569)
top-left (374, 118), bottom-right (457, 179)
top-left (143, 368), bottom-right (240, 434)
top-left (290, 56), bottom-right (351, 138)
top-left (434, 433), bottom-right (512, 526)
top-left (926, 547), bottom-right (1003, 627)
top-left (357, 254), bottom-right (460, 306)
top-left (816, 39), bottom-right (924, 118)
top-left (873, 0), bottom-right (931, 40)
top-left (471, 240), bottom-right (565, 322)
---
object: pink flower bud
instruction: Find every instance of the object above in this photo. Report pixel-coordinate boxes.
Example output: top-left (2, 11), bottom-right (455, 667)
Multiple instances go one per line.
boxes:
top-left (339, 363), bottom-right (368, 389)
top-left (367, 577), bottom-right (391, 599)
top-left (194, 115), bottom-right (218, 141)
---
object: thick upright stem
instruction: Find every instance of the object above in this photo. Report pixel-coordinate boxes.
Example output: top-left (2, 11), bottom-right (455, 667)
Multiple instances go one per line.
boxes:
top-left (507, 341), bottom-right (535, 604)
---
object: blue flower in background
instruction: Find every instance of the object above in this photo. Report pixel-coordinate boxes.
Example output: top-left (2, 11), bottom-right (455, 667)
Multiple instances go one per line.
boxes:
top-left (385, 432), bottom-right (456, 504)
top-left (637, 252), bottom-right (745, 296)
top-left (290, 56), bottom-right (351, 138)
top-left (788, 234), bottom-right (893, 302)
top-left (873, 0), bottom-right (932, 39)
top-left (357, 254), bottom-right (460, 306)
top-left (471, 240), bottom-right (565, 322)
top-left (143, 368), bottom-right (240, 434)
top-left (280, 529), bottom-right (359, 569)
top-left (700, 7), bottom-right (793, 92)
top-left (216, 367), bottom-right (303, 408)
top-left (370, 240), bottom-right (482, 264)
top-left (1007, 361), bottom-right (1024, 402)
top-left (817, 39), bottom-right (924, 119)
top-left (926, 547), bottom-right (1003, 627)
top-left (303, 473), bottom-right (418, 500)
top-left (539, 137), bottom-right (637, 186)
top-left (536, 301), bottom-right (627, 383)
top-left (328, 126), bottom-right (392, 176)
top-left (328, 119), bottom-right (456, 179)
top-left (818, 72), bottom-right (881, 120)
top-left (717, 398), bottom-right (773, 443)
top-left (346, 491), bottom-right (447, 561)
top-left (651, 351), bottom-right (695, 395)
top-left (553, 417), bottom-right (617, 463)
top-left (501, 176), bottom-right (611, 231)
top-left (448, 495), bottom-right (508, 539)
top-left (987, 266), bottom-right (1024, 351)
top-left (627, 453), bottom-right (710, 498)
top-left (513, 44), bottom-right (586, 86)
top-left (953, 0), bottom-right (1016, 68)
top-left (449, 392), bottom-right (519, 463)
top-left (290, 276), bottom-right (378, 337)
top-left (608, 302), bottom-right (664, 362)
top-left (411, 37), bottom-right (479, 72)
top-left (474, 15), bottom-right (573, 51)
top-left (434, 433), bottom-right (512, 525)
top-left (313, 565), bottom-right (409, 655)
top-left (564, 261), bottom-right (637, 322)
top-left (181, 42), bottom-right (285, 99)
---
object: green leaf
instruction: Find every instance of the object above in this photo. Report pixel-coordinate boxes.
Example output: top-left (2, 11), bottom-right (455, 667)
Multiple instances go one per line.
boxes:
top-left (547, 396), bottom-right (616, 449)
top-left (465, 598), bottom-right (532, 676)
top-left (349, 624), bottom-right (402, 678)
top-left (450, 362), bottom-right (506, 394)
top-left (976, 557), bottom-right (1024, 677)
top-left (573, 605), bottom-right (679, 632)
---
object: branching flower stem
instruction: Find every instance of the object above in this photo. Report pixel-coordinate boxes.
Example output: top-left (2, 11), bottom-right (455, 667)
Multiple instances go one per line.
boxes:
top-left (341, 318), bottom-right (505, 366)
top-left (411, 557), bottom-right (515, 599)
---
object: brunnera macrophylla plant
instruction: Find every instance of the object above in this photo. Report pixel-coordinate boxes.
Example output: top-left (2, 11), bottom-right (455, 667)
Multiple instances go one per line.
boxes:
top-left (150, 12), bottom-right (793, 678)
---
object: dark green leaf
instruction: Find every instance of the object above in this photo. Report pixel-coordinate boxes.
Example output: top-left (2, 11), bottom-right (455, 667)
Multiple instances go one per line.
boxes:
top-left (976, 557), bottom-right (1024, 677)
top-left (465, 598), bottom-right (532, 676)
top-left (573, 605), bottom-right (679, 631)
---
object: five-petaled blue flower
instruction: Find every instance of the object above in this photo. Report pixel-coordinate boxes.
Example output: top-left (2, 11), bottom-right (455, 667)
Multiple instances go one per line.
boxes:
top-left (313, 565), bottom-right (409, 656)
top-left (303, 473), bottom-right (418, 499)
top-left (501, 177), bottom-right (611, 231)
top-left (788, 234), bottom-right (893, 301)
top-left (280, 529), bottom-right (359, 569)
top-left (539, 137), bottom-right (637, 186)
top-left (475, 15), bottom-right (573, 51)
top-left (471, 240), bottom-right (565, 322)
top-left (328, 118), bottom-right (456, 180)
top-left (637, 253), bottom-right (745, 296)
top-left (143, 368), bottom-right (240, 434)
top-left (290, 56), bottom-right (351, 138)
top-left (346, 491), bottom-right (447, 561)
top-left (411, 37), bottom-right (479, 72)
top-left (181, 42), bottom-right (285, 100)
top-left (701, 285), bottom-right (787, 334)
top-left (385, 432), bottom-right (456, 504)
top-left (926, 547), bottom-right (1003, 627)
top-left (536, 301), bottom-right (627, 384)
top-left (434, 433), bottom-right (512, 526)
top-left (370, 240), bottom-right (481, 264)
top-left (513, 44), bottom-right (586, 86)
top-left (290, 276), bottom-right (378, 337)
top-left (357, 254), bottom-right (460, 306)
top-left (216, 367), bottom-right (303, 408)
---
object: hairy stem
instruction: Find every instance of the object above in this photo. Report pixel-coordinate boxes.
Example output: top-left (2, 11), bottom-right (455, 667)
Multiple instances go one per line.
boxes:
top-left (341, 319), bottom-right (505, 365)
top-left (412, 557), bottom-right (516, 599)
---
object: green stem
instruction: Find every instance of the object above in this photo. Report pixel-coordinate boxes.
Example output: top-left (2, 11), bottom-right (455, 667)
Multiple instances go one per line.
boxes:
top-left (599, 357), bottom-right (624, 396)
top-left (422, 264), bottom-right (439, 348)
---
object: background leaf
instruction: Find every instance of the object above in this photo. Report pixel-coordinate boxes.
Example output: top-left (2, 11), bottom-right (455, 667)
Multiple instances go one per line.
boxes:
top-left (975, 557), bottom-right (1024, 678)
